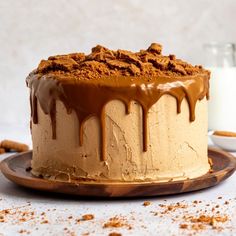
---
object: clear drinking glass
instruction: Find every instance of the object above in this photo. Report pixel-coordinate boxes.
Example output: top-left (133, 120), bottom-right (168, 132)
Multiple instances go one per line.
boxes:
top-left (204, 42), bottom-right (235, 67)
top-left (203, 42), bottom-right (236, 132)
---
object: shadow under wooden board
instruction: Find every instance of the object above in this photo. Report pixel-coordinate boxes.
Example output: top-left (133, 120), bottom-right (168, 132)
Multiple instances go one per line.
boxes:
top-left (0, 147), bottom-right (236, 198)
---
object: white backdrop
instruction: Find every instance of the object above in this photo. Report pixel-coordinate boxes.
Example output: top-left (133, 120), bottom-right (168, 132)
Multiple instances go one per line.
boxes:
top-left (0, 0), bottom-right (236, 126)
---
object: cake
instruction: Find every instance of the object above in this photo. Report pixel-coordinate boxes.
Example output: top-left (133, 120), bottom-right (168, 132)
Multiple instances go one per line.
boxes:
top-left (26, 43), bottom-right (210, 182)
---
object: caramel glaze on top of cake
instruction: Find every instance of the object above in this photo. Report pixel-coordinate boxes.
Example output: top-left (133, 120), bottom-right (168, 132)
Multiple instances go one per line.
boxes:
top-left (26, 43), bottom-right (210, 161)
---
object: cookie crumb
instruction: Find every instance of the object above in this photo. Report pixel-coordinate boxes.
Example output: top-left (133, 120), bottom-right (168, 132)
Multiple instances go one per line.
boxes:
top-left (180, 223), bottom-right (188, 229)
top-left (25, 166), bottom-right (32, 172)
top-left (41, 220), bottom-right (49, 224)
top-left (143, 201), bottom-right (151, 207)
top-left (109, 233), bottom-right (122, 236)
top-left (82, 214), bottom-right (94, 221)
top-left (103, 216), bottom-right (132, 230)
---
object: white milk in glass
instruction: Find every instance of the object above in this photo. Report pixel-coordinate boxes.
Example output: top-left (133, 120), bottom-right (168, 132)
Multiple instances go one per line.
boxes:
top-left (208, 67), bottom-right (236, 132)
top-left (203, 42), bottom-right (236, 132)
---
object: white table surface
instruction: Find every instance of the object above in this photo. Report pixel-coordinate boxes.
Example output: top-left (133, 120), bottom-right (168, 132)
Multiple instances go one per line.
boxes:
top-left (0, 126), bottom-right (236, 236)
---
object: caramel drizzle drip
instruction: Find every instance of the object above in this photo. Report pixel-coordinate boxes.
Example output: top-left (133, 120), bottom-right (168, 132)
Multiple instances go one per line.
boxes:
top-left (27, 74), bottom-right (209, 161)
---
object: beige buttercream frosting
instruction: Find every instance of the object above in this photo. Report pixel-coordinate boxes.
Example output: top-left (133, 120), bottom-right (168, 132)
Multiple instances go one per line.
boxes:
top-left (31, 96), bottom-right (209, 182)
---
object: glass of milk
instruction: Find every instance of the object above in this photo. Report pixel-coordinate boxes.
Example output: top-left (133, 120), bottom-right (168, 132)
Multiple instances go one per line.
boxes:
top-left (203, 42), bottom-right (236, 132)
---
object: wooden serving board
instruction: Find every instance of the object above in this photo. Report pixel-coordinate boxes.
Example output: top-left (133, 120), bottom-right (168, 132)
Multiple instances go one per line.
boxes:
top-left (0, 147), bottom-right (235, 198)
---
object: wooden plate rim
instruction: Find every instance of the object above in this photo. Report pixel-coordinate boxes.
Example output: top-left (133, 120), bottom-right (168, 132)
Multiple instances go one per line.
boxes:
top-left (0, 147), bottom-right (236, 197)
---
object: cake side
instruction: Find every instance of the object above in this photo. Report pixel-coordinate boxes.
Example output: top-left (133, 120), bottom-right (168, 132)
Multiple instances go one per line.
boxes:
top-left (31, 96), bottom-right (209, 182)
top-left (27, 73), bottom-right (209, 162)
